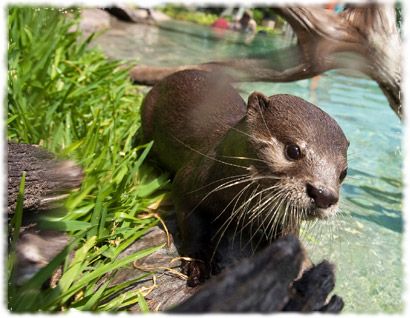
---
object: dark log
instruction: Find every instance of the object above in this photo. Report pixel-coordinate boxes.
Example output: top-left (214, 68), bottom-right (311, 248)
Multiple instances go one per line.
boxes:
top-left (101, 224), bottom-right (343, 313)
top-left (8, 142), bottom-right (83, 285)
top-left (10, 219), bottom-right (344, 312)
top-left (130, 3), bottom-right (402, 118)
top-left (103, 7), bottom-right (135, 23)
top-left (283, 261), bottom-right (343, 312)
top-left (7, 142), bottom-right (83, 214)
top-left (7, 142), bottom-right (344, 312)
top-left (170, 235), bottom-right (303, 312)
top-left (169, 235), bottom-right (343, 313)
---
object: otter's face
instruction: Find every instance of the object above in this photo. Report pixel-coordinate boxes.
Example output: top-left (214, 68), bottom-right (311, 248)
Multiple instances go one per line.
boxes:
top-left (246, 92), bottom-right (349, 221)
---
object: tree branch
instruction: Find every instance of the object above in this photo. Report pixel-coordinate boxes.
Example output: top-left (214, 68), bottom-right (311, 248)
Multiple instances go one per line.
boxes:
top-left (130, 3), bottom-right (402, 118)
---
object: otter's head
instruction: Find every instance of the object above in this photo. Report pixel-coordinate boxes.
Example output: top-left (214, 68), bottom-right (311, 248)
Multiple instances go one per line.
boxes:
top-left (246, 92), bottom-right (349, 222)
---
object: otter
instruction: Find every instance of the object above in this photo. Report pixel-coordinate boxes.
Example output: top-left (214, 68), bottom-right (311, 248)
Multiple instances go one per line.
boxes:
top-left (141, 70), bottom-right (349, 286)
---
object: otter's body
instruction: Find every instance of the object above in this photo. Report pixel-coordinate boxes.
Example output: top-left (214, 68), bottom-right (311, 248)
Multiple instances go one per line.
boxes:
top-left (141, 70), bottom-right (349, 286)
top-left (141, 70), bottom-right (246, 172)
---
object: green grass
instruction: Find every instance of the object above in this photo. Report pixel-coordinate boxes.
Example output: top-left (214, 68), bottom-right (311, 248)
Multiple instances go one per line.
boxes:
top-left (7, 7), bottom-right (170, 312)
top-left (158, 5), bottom-right (282, 36)
top-left (160, 5), bottom-right (219, 26)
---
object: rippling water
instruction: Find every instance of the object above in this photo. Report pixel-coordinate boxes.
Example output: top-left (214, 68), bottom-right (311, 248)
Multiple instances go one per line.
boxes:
top-left (92, 19), bottom-right (403, 313)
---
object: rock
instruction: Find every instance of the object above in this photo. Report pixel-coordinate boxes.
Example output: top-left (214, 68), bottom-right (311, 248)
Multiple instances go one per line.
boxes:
top-left (77, 9), bottom-right (112, 34)
top-left (104, 6), bottom-right (171, 23)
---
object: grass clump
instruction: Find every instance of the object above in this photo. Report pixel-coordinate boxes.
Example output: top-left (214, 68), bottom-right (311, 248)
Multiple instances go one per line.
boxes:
top-left (7, 7), bottom-right (169, 312)
top-left (160, 4), bottom-right (219, 26)
top-left (158, 5), bottom-right (282, 36)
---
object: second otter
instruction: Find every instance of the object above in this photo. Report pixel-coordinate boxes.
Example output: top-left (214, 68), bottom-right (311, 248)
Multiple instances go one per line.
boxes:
top-left (141, 70), bottom-right (349, 286)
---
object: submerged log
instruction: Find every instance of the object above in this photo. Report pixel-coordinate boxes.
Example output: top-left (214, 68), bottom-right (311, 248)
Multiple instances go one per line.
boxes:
top-left (130, 3), bottom-right (402, 118)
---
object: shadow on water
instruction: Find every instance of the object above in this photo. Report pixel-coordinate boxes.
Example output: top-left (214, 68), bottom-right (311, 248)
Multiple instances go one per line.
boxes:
top-left (343, 167), bottom-right (402, 234)
top-left (360, 185), bottom-right (402, 204)
top-left (350, 210), bottom-right (403, 233)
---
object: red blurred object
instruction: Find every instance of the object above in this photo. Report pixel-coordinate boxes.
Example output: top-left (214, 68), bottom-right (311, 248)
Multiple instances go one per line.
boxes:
top-left (212, 18), bottom-right (230, 29)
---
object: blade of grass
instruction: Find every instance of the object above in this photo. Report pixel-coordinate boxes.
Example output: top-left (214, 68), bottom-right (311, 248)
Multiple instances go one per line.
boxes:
top-left (54, 244), bottom-right (164, 305)
top-left (58, 236), bottom-right (97, 293)
top-left (137, 291), bottom-right (150, 313)
top-left (7, 171), bottom-right (26, 278)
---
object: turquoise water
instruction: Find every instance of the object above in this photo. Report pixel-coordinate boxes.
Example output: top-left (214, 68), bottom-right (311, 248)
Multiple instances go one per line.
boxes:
top-left (93, 19), bottom-right (403, 313)
top-left (240, 77), bottom-right (403, 313)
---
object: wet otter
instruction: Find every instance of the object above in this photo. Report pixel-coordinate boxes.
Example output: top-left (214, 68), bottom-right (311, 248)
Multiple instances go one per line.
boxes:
top-left (141, 70), bottom-right (349, 286)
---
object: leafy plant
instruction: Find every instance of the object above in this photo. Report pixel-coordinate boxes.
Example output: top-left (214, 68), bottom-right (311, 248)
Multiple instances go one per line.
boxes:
top-left (8, 7), bottom-right (169, 312)
top-left (160, 4), bottom-right (218, 26)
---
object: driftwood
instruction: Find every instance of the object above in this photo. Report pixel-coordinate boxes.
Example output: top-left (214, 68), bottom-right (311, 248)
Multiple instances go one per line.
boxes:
top-left (7, 141), bottom-right (83, 214)
top-left (130, 3), bottom-right (402, 118)
top-left (169, 235), bottom-right (343, 313)
top-left (7, 142), bottom-right (83, 285)
top-left (95, 225), bottom-right (344, 312)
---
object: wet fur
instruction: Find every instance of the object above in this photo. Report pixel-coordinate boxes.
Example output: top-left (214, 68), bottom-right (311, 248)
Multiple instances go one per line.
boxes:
top-left (141, 70), bottom-right (349, 285)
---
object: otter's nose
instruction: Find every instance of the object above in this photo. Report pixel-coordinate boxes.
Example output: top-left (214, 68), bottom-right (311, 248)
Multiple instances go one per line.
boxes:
top-left (306, 183), bottom-right (338, 208)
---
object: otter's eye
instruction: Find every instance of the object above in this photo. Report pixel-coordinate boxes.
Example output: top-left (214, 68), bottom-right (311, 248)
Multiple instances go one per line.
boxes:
top-left (339, 168), bottom-right (348, 183)
top-left (285, 144), bottom-right (302, 160)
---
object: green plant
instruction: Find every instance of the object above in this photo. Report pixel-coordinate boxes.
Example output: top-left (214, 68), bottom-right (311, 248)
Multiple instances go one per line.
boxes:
top-left (160, 5), bottom-right (218, 25)
top-left (8, 7), bottom-right (169, 312)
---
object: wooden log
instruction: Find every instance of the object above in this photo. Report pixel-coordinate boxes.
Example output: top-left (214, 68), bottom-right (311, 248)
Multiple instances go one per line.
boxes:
top-left (170, 235), bottom-right (304, 312)
top-left (7, 142), bottom-right (344, 312)
top-left (104, 224), bottom-right (343, 313)
top-left (283, 261), bottom-right (343, 312)
top-left (8, 141), bottom-right (83, 285)
top-left (7, 142), bottom-right (83, 214)
top-left (169, 235), bottom-right (343, 313)
top-left (130, 3), bottom-right (402, 118)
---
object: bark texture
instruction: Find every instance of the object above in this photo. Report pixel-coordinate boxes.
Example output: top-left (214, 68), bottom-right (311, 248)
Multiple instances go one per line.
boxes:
top-left (169, 235), bottom-right (343, 313)
top-left (7, 141), bottom-right (83, 214)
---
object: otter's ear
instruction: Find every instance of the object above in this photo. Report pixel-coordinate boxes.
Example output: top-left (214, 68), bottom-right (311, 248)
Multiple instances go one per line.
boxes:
top-left (247, 92), bottom-right (270, 114)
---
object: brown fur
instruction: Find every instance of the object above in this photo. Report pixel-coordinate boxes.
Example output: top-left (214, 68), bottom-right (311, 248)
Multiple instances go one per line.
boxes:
top-left (141, 70), bottom-right (349, 286)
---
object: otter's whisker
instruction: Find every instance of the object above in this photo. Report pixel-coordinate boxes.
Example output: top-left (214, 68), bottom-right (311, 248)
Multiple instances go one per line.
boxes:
top-left (220, 155), bottom-right (271, 165)
top-left (170, 133), bottom-right (249, 170)
top-left (232, 185), bottom-right (260, 248)
top-left (188, 173), bottom-right (249, 194)
top-left (211, 182), bottom-right (255, 261)
top-left (241, 189), bottom-right (286, 251)
top-left (267, 192), bottom-right (290, 242)
top-left (246, 197), bottom-right (283, 251)
top-left (233, 184), bottom-right (283, 225)
top-left (238, 185), bottom-right (285, 237)
top-left (240, 186), bottom-right (276, 249)
top-left (252, 195), bottom-right (294, 248)
top-left (187, 176), bottom-right (253, 218)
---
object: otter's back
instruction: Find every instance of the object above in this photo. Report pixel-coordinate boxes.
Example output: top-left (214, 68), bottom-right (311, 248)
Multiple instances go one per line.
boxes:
top-left (141, 70), bottom-right (246, 173)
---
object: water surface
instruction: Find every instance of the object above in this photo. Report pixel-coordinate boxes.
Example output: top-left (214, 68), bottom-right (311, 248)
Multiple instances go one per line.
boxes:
top-left (92, 19), bottom-right (403, 313)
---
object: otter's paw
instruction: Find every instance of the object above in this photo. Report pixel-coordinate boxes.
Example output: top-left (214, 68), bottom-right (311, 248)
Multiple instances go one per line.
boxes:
top-left (181, 259), bottom-right (209, 287)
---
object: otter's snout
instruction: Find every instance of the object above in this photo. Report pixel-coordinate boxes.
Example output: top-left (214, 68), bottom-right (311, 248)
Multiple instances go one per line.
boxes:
top-left (306, 183), bottom-right (338, 209)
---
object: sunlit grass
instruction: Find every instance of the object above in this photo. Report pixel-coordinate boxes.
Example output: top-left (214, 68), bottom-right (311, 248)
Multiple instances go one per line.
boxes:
top-left (7, 7), bottom-right (170, 312)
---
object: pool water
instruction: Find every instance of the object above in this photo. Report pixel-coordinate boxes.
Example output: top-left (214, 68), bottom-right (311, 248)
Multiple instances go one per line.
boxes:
top-left (92, 19), bottom-right (403, 313)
